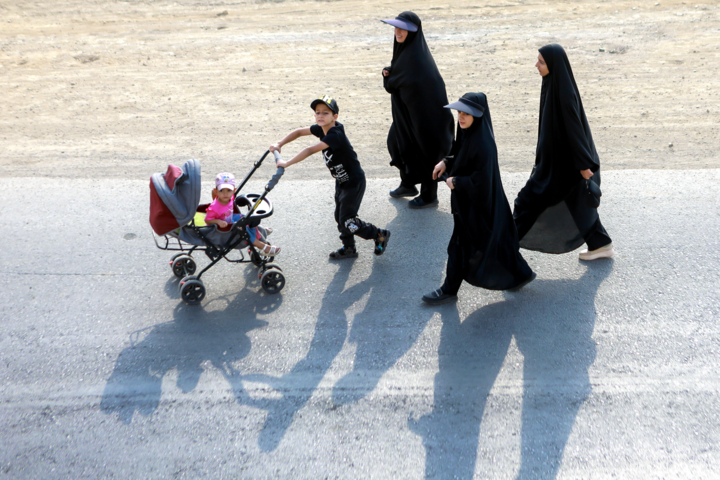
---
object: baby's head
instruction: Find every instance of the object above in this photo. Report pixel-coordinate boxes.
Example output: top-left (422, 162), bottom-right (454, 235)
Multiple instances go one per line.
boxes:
top-left (213, 172), bottom-right (236, 203)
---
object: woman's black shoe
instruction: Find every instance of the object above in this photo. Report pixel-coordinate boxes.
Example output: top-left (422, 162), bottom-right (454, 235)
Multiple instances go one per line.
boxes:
top-left (408, 197), bottom-right (439, 209)
top-left (508, 272), bottom-right (537, 292)
top-left (422, 288), bottom-right (457, 305)
top-left (390, 185), bottom-right (419, 198)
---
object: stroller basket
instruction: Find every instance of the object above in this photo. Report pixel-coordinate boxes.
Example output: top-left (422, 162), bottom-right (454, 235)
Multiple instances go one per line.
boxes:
top-left (149, 151), bottom-right (287, 304)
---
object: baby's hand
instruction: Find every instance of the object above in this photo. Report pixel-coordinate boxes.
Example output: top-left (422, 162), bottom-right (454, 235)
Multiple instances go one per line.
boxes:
top-left (218, 220), bottom-right (228, 228)
top-left (269, 144), bottom-right (281, 153)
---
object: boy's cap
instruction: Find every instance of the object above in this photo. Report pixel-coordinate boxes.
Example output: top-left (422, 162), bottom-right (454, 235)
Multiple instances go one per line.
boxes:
top-left (311, 95), bottom-right (339, 114)
top-left (215, 172), bottom-right (236, 190)
top-left (444, 97), bottom-right (485, 118)
top-left (380, 16), bottom-right (418, 32)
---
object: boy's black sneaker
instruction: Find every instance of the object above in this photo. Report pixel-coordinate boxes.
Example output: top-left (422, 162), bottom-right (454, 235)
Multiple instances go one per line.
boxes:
top-left (329, 246), bottom-right (358, 260)
top-left (374, 230), bottom-right (391, 256)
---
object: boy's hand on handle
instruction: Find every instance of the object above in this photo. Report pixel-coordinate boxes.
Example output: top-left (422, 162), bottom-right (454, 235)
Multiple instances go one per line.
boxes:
top-left (581, 169), bottom-right (593, 180)
top-left (269, 144), bottom-right (282, 153)
top-left (276, 160), bottom-right (288, 169)
top-left (432, 160), bottom-right (446, 180)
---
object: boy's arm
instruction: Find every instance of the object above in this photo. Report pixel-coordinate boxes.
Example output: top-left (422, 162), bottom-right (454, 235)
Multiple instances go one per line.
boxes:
top-left (277, 142), bottom-right (328, 169)
top-left (270, 127), bottom-right (312, 153)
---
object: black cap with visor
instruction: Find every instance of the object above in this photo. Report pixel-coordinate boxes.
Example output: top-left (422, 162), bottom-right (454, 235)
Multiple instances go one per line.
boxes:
top-left (444, 95), bottom-right (485, 117)
top-left (311, 95), bottom-right (339, 114)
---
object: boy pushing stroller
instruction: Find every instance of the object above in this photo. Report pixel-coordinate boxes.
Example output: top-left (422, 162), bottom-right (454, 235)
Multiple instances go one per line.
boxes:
top-left (270, 95), bottom-right (390, 259)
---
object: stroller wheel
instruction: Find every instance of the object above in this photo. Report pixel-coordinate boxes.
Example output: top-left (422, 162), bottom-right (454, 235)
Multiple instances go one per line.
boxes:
top-left (260, 268), bottom-right (285, 294)
top-left (258, 263), bottom-right (283, 280)
top-left (180, 277), bottom-right (205, 305)
top-left (172, 255), bottom-right (196, 278)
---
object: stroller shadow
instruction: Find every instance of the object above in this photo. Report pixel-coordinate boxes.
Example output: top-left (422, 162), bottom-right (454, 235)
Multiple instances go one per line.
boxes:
top-left (410, 260), bottom-right (613, 480)
top-left (99, 291), bottom-right (281, 424)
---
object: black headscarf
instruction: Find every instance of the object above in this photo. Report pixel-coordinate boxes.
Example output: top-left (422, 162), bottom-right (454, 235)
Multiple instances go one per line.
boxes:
top-left (514, 44), bottom-right (602, 253)
top-left (384, 11), bottom-right (454, 183)
top-left (445, 93), bottom-right (533, 290)
top-left (536, 44), bottom-right (599, 185)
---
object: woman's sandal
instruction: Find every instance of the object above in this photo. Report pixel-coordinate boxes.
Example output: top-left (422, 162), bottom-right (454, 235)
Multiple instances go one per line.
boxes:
top-left (260, 244), bottom-right (280, 256)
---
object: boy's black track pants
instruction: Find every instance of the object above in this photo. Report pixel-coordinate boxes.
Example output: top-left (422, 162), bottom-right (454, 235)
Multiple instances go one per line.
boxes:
top-left (334, 177), bottom-right (379, 248)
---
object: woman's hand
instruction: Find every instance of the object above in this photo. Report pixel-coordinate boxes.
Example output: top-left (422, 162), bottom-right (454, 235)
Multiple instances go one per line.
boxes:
top-left (432, 160), bottom-right (446, 180)
top-left (580, 169), bottom-right (593, 179)
top-left (382, 69), bottom-right (390, 77)
top-left (446, 177), bottom-right (454, 190)
top-left (269, 143), bottom-right (282, 153)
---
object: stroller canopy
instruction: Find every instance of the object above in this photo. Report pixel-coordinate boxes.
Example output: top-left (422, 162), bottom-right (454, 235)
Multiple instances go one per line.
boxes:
top-left (150, 159), bottom-right (201, 235)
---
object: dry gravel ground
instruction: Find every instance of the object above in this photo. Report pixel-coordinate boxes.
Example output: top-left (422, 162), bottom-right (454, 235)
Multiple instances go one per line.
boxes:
top-left (1, 0), bottom-right (719, 181)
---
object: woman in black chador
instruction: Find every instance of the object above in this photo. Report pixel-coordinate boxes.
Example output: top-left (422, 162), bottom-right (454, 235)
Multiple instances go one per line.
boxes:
top-left (422, 93), bottom-right (535, 304)
top-left (513, 44), bottom-right (614, 261)
top-left (381, 12), bottom-right (454, 209)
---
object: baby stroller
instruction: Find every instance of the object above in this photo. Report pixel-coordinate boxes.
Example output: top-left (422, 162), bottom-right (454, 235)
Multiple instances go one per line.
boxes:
top-left (150, 151), bottom-right (286, 305)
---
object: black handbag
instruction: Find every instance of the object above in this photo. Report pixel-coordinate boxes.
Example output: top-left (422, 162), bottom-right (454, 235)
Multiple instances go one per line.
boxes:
top-left (585, 178), bottom-right (602, 208)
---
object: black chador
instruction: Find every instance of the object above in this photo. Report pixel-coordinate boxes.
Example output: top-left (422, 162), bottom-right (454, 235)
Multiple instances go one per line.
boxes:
top-left (513, 44), bottom-right (611, 254)
top-left (383, 11), bottom-right (454, 204)
top-left (441, 93), bottom-right (534, 294)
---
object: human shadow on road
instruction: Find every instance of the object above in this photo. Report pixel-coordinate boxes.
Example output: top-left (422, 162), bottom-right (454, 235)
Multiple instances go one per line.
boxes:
top-left (330, 201), bottom-right (451, 405)
top-left (230, 201), bottom-right (451, 451)
top-left (100, 290), bottom-right (280, 424)
top-left (410, 261), bottom-right (613, 479)
top-left (230, 260), bottom-right (360, 452)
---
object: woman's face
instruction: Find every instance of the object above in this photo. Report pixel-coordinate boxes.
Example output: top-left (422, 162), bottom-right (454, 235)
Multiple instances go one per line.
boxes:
top-left (535, 53), bottom-right (549, 76)
top-left (394, 27), bottom-right (408, 43)
top-left (458, 111), bottom-right (474, 129)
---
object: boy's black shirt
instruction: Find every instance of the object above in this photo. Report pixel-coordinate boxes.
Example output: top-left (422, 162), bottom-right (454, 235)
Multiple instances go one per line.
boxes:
top-left (310, 122), bottom-right (364, 184)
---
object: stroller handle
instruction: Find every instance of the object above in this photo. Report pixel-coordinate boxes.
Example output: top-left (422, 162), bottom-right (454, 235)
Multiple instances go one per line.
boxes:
top-left (266, 151), bottom-right (285, 192)
top-left (235, 150), bottom-right (285, 196)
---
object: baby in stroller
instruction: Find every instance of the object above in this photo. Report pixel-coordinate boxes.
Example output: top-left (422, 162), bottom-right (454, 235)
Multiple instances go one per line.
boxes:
top-left (150, 154), bottom-right (286, 305)
top-left (206, 172), bottom-right (280, 257)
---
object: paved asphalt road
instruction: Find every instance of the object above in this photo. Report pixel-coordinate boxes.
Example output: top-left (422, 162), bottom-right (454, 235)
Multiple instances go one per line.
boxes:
top-left (1, 168), bottom-right (719, 479)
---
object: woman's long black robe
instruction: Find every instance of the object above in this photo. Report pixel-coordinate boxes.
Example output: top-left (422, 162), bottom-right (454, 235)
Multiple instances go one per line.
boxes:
top-left (513, 44), bottom-right (611, 253)
top-left (383, 11), bottom-right (454, 201)
top-left (442, 93), bottom-right (533, 293)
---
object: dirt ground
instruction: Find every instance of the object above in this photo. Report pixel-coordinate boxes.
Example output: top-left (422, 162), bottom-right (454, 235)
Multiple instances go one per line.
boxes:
top-left (1, 0), bottom-right (718, 181)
